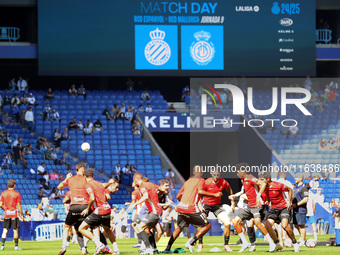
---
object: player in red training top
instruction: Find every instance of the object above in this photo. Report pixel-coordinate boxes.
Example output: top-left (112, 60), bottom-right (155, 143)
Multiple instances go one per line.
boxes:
top-left (0, 179), bottom-right (23, 251)
top-left (231, 163), bottom-right (276, 252)
top-left (78, 168), bottom-right (118, 255)
top-left (163, 165), bottom-right (212, 254)
top-left (57, 163), bottom-right (88, 255)
top-left (258, 171), bottom-right (300, 253)
top-left (198, 167), bottom-right (235, 252)
top-left (127, 172), bottom-right (165, 255)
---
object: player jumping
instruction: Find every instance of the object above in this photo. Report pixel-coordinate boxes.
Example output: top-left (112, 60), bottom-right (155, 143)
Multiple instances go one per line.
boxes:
top-left (163, 165), bottom-right (211, 254)
top-left (231, 163), bottom-right (276, 252)
top-left (258, 171), bottom-right (300, 252)
top-left (197, 167), bottom-right (235, 252)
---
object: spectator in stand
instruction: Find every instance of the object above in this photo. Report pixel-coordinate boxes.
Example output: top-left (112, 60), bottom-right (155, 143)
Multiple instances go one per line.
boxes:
top-left (44, 147), bottom-right (54, 161)
top-left (19, 109), bottom-right (27, 127)
top-left (328, 89), bottom-right (336, 101)
top-left (141, 90), bottom-right (151, 101)
top-left (132, 120), bottom-right (141, 135)
top-left (38, 187), bottom-right (48, 199)
top-left (50, 109), bottom-right (60, 121)
top-left (281, 125), bottom-right (299, 138)
top-left (4, 133), bottom-right (11, 144)
top-left (11, 103), bottom-right (20, 123)
top-left (136, 105), bottom-right (144, 115)
top-left (46, 88), bottom-right (54, 99)
top-left (314, 98), bottom-right (324, 111)
top-left (49, 170), bottom-right (59, 181)
top-left (145, 103), bottom-right (152, 113)
top-left (126, 78), bottom-right (134, 91)
top-left (93, 120), bottom-right (103, 132)
top-left (5, 151), bottom-right (13, 166)
top-left (3, 95), bottom-right (11, 106)
top-left (318, 138), bottom-right (326, 150)
top-left (112, 163), bottom-right (121, 182)
top-left (121, 103), bottom-right (126, 113)
top-left (43, 103), bottom-right (51, 120)
top-left (167, 104), bottom-right (176, 112)
top-left (37, 162), bottom-right (46, 175)
top-left (68, 118), bottom-right (77, 130)
top-left (330, 81), bottom-right (338, 91)
top-left (125, 108), bottom-right (133, 121)
top-left (27, 93), bottom-right (36, 106)
top-left (77, 120), bottom-right (84, 130)
top-left (39, 137), bottom-right (50, 151)
top-left (44, 205), bottom-right (56, 220)
top-left (107, 107), bottom-right (116, 121)
top-left (83, 121), bottom-right (93, 135)
top-left (309, 174), bottom-right (320, 191)
top-left (128, 104), bottom-right (135, 114)
top-left (49, 187), bottom-right (61, 200)
top-left (130, 164), bottom-right (137, 174)
top-left (330, 198), bottom-right (339, 208)
top-left (326, 138), bottom-right (337, 150)
top-left (61, 128), bottom-right (70, 142)
top-left (304, 76), bottom-right (312, 91)
top-left (1, 155), bottom-right (9, 169)
top-left (53, 128), bottom-right (61, 147)
top-left (220, 91), bottom-right (227, 104)
top-left (165, 169), bottom-right (175, 188)
top-left (51, 149), bottom-right (58, 165)
top-left (115, 108), bottom-right (126, 122)
top-left (20, 93), bottom-right (28, 105)
top-left (69, 84), bottom-right (77, 96)
top-left (17, 76), bottom-right (27, 92)
top-left (23, 144), bottom-right (33, 158)
top-left (11, 94), bottom-right (20, 105)
top-left (2, 113), bottom-right (13, 125)
top-left (181, 85), bottom-right (190, 101)
top-left (78, 84), bottom-right (86, 99)
top-left (23, 210), bottom-right (31, 222)
top-left (8, 78), bottom-right (16, 91)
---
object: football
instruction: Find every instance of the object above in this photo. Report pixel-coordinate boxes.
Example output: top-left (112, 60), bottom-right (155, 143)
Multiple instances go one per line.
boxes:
top-left (284, 239), bottom-right (292, 248)
top-left (81, 142), bottom-right (90, 152)
top-left (306, 239), bottom-right (317, 248)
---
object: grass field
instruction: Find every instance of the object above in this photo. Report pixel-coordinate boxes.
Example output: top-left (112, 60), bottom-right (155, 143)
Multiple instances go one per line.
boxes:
top-left (0, 235), bottom-right (339, 255)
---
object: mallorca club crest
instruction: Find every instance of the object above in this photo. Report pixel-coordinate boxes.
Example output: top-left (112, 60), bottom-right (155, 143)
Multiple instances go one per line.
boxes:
top-left (190, 30), bottom-right (215, 66)
top-left (144, 28), bottom-right (171, 66)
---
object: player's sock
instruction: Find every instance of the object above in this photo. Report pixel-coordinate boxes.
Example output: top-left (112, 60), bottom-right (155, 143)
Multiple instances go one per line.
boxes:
top-left (264, 234), bottom-right (275, 245)
top-left (198, 237), bottom-right (203, 244)
top-left (77, 235), bottom-right (85, 248)
top-left (14, 238), bottom-right (18, 247)
top-left (247, 227), bottom-right (256, 244)
top-left (84, 236), bottom-right (89, 248)
top-left (100, 231), bottom-right (108, 246)
top-left (92, 236), bottom-right (102, 247)
top-left (62, 237), bottom-right (68, 249)
top-left (292, 239), bottom-right (297, 244)
top-left (67, 236), bottom-right (71, 242)
top-left (313, 232), bottom-right (317, 241)
top-left (224, 236), bottom-right (230, 245)
top-left (238, 233), bottom-right (248, 244)
top-left (165, 236), bottom-right (175, 251)
top-left (140, 231), bottom-right (151, 248)
top-left (147, 232), bottom-right (156, 249)
top-left (189, 236), bottom-right (198, 246)
top-left (1, 238), bottom-right (6, 246)
top-left (274, 239), bottom-right (280, 245)
top-left (112, 242), bottom-right (119, 251)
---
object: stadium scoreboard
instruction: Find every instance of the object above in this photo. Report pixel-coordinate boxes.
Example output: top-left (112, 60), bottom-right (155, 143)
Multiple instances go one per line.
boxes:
top-left (38, 0), bottom-right (315, 76)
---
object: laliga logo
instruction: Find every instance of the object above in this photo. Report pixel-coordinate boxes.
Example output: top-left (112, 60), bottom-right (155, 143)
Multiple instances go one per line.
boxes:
top-left (201, 85), bottom-right (312, 116)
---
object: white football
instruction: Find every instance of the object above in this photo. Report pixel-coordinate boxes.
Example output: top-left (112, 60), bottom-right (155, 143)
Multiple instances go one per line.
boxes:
top-left (81, 142), bottom-right (90, 152)
top-left (306, 239), bottom-right (316, 248)
top-left (284, 239), bottom-right (292, 248)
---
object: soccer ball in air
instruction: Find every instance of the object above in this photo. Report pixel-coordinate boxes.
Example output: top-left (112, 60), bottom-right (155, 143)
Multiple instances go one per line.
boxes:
top-left (284, 239), bottom-right (292, 248)
top-left (306, 239), bottom-right (316, 248)
top-left (81, 142), bottom-right (90, 152)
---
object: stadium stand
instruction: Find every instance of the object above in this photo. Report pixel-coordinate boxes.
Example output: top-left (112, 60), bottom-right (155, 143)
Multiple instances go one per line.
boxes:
top-left (0, 89), bottom-right (175, 220)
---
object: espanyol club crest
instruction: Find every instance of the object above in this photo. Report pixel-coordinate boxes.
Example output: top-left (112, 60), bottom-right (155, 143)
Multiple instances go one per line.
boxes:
top-left (144, 28), bottom-right (171, 66)
top-left (190, 30), bottom-right (215, 66)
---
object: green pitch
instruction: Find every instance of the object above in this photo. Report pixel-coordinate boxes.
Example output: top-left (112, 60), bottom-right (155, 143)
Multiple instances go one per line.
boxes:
top-left (0, 235), bottom-right (338, 255)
